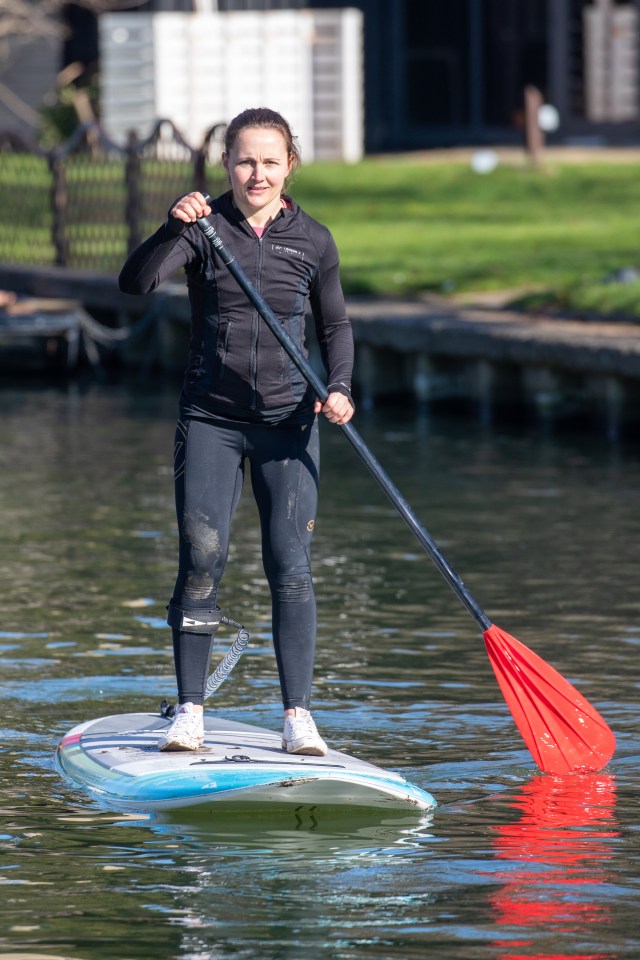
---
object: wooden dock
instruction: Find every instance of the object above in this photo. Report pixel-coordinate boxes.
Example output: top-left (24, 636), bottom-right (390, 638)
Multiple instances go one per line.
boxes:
top-left (0, 295), bottom-right (98, 374)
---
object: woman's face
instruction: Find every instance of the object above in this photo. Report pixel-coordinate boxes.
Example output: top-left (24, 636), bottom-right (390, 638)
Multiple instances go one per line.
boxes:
top-left (223, 126), bottom-right (293, 223)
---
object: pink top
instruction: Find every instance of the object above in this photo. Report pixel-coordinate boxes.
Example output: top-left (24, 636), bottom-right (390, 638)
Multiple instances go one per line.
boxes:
top-left (251, 197), bottom-right (292, 237)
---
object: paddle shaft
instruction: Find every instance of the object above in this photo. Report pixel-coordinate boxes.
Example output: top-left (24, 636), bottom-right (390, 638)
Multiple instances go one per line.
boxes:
top-left (195, 215), bottom-right (492, 632)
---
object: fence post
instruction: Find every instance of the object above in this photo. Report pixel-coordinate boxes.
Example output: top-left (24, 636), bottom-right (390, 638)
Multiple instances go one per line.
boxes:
top-left (196, 123), bottom-right (227, 197)
top-left (49, 149), bottom-right (68, 267)
top-left (524, 85), bottom-right (545, 163)
top-left (194, 141), bottom-right (206, 195)
top-left (125, 129), bottom-right (141, 254)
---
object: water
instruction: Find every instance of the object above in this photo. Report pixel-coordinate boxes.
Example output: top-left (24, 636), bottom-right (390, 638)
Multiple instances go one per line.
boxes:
top-left (1, 382), bottom-right (638, 960)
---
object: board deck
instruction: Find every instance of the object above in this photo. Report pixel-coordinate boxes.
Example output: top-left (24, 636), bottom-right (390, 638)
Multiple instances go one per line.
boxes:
top-left (56, 712), bottom-right (436, 813)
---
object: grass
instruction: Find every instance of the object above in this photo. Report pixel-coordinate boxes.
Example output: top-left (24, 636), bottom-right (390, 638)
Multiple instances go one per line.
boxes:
top-left (292, 157), bottom-right (640, 316)
top-left (2, 152), bottom-right (640, 317)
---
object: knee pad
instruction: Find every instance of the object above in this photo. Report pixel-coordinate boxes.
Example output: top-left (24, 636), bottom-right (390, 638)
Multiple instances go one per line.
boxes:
top-left (167, 600), bottom-right (222, 636)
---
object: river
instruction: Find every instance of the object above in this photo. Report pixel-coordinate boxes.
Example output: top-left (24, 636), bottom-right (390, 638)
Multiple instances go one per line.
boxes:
top-left (0, 382), bottom-right (638, 959)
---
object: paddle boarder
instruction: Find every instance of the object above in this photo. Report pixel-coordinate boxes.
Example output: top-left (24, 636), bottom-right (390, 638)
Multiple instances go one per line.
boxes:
top-left (119, 107), bottom-right (355, 756)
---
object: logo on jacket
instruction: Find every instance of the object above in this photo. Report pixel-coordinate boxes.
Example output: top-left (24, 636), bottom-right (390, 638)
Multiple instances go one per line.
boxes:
top-left (271, 243), bottom-right (305, 261)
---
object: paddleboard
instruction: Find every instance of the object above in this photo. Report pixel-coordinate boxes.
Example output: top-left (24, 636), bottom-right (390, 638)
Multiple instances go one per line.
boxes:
top-left (56, 712), bottom-right (436, 813)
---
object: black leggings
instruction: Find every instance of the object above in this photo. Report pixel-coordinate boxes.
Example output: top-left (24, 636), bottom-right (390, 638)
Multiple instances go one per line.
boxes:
top-left (170, 416), bottom-right (320, 710)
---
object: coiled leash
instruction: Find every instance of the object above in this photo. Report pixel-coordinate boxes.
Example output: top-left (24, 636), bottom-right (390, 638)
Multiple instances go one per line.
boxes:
top-left (204, 615), bottom-right (250, 699)
top-left (160, 613), bottom-right (250, 719)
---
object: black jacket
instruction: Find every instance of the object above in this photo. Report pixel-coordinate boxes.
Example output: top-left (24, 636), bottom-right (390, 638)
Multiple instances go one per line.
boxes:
top-left (119, 191), bottom-right (354, 423)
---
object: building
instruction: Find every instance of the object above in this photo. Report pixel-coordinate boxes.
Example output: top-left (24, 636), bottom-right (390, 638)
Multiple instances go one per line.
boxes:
top-left (1, 0), bottom-right (639, 152)
top-left (308, 0), bottom-right (640, 151)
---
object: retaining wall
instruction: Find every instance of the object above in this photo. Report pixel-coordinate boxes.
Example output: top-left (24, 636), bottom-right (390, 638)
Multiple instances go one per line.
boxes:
top-left (1, 264), bottom-right (639, 438)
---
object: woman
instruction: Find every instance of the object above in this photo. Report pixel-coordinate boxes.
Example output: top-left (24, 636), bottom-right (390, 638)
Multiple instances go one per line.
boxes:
top-left (119, 107), bottom-right (354, 755)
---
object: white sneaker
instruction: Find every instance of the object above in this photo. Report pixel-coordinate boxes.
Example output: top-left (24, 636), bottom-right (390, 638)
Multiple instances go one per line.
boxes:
top-left (159, 702), bottom-right (204, 752)
top-left (282, 708), bottom-right (328, 757)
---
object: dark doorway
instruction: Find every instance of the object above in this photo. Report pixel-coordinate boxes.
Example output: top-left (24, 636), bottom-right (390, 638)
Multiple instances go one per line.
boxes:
top-left (404, 2), bottom-right (471, 128)
top-left (401, 0), bottom-right (548, 144)
top-left (482, 0), bottom-right (548, 128)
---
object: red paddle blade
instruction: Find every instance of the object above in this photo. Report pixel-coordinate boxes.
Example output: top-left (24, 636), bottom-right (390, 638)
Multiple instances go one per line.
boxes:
top-left (483, 624), bottom-right (615, 775)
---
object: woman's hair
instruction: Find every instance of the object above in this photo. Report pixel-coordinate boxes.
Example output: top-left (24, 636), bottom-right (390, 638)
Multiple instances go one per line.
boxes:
top-left (224, 107), bottom-right (301, 183)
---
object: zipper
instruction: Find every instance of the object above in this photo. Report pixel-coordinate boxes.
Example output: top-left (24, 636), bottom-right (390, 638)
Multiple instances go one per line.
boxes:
top-left (250, 212), bottom-right (284, 410)
top-left (250, 235), bottom-right (263, 411)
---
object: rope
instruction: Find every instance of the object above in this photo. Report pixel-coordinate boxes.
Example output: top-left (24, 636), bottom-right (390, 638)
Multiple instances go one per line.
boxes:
top-left (76, 297), bottom-right (169, 347)
top-left (59, 295), bottom-right (173, 373)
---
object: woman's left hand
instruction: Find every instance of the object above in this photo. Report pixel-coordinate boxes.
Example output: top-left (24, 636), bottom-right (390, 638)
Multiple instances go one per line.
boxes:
top-left (314, 392), bottom-right (354, 425)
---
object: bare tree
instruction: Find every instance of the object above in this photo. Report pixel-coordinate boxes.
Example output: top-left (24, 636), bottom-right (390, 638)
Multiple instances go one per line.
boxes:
top-left (0, 1), bottom-right (147, 131)
top-left (0, 1), bottom-right (147, 44)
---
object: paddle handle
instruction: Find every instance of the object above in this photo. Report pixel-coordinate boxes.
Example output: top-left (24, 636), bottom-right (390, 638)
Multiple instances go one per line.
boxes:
top-left (195, 215), bottom-right (491, 632)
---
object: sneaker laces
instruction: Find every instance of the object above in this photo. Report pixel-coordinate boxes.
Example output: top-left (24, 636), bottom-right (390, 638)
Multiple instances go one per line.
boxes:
top-left (168, 704), bottom-right (202, 736)
top-left (286, 709), bottom-right (320, 739)
top-left (291, 712), bottom-right (317, 735)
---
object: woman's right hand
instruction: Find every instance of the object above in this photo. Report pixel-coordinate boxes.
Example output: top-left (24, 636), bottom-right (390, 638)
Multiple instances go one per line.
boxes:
top-left (170, 192), bottom-right (211, 224)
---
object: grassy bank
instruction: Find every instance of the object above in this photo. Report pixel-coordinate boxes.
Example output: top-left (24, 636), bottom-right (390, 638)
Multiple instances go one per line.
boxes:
top-left (293, 157), bottom-right (640, 316)
top-left (2, 152), bottom-right (640, 316)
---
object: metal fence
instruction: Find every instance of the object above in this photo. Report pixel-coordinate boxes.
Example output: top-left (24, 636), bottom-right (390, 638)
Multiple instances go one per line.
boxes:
top-left (0, 120), bottom-right (228, 273)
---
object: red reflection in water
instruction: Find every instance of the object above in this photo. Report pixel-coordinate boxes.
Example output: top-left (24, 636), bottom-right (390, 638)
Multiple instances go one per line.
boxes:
top-left (489, 773), bottom-right (618, 960)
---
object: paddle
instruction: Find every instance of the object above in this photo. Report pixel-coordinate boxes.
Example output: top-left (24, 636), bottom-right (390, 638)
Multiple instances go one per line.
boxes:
top-left (194, 210), bottom-right (615, 776)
